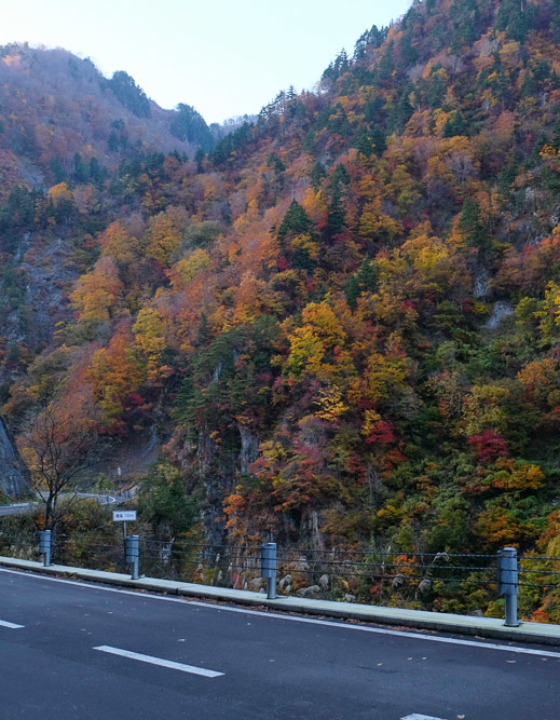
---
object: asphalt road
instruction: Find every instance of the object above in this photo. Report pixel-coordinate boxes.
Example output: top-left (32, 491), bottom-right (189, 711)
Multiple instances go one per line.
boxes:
top-left (0, 503), bottom-right (34, 516)
top-left (0, 568), bottom-right (558, 720)
top-left (0, 493), bottom-right (118, 516)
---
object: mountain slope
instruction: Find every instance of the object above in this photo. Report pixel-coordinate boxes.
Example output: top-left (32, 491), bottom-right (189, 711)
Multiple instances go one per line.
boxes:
top-left (0, 43), bottom-right (212, 191)
top-left (4, 0), bottom-right (560, 617)
top-left (0, 44), bottom-right (214, 425)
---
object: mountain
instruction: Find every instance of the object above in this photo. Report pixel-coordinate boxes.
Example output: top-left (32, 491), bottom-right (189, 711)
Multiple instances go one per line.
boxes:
top-left (0, 43), bottom-right (214, 192)
top-left (0, 43), bottom-right (215, 426)
top-left (4, 0), bottom-right (560, 618)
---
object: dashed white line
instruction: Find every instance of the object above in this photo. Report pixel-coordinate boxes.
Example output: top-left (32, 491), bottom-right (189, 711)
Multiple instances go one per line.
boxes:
top-left (401, 715), bottom-right (448, 720)
top-left (94, 645), bottom-right (224, 677)
top-left (0, 619), bottom-right (24, 629)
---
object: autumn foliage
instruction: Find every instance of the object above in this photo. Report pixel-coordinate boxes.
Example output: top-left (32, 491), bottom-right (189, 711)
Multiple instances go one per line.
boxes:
top-left (5, 0), bottom-right (560, 616)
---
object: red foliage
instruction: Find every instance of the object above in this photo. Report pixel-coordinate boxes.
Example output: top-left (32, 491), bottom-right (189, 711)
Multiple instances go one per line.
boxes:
top-left (468, 429), bottom-right (508, 463)
top-left (365, 420), bottom-right (395, 446)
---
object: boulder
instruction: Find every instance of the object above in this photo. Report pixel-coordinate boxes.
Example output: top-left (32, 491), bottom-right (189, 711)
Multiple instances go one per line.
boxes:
top-left (279, 574), bottom-right (292, 589)
top-left (297, 584), bottom-right (322, 598)
top-left (248, 577), bottom-right (263, 591)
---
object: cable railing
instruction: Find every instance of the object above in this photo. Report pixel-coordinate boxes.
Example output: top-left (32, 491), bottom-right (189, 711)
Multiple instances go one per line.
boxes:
top-left (1, 528), bottom-right (559, 625)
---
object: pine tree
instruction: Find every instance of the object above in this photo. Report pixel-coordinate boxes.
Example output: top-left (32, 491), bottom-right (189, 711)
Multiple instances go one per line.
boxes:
top-left (326, 164), bottom-right (350, 240)
top-left (310, 162), bottom-right (326, 191)
top-left (459, 197), bottom-right (489, 251)
top-left (344, 257), bottom-right (378, 309)
top-left (109, 71), bottom-right (151, 118)
top-left (354, 128), bottom-right (375, 158)
top-left (278, 200), bottom-right (314, 244)
top-left (443, 111), bottom-right (469, 138)
top-left (371, 126), bottom-right (387, 156)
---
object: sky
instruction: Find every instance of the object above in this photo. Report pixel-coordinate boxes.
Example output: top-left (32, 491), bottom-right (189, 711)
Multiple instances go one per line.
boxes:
top-left (1, 0), bottom-right (413, 125)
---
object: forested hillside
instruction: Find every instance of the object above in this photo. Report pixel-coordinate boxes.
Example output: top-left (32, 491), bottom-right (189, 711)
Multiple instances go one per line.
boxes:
top-left (0, 43), bottom-right (215, 407)
top-left (4, 0), bottom-right (560, 617)
top-left (0, 44), bottom-right (216, 189)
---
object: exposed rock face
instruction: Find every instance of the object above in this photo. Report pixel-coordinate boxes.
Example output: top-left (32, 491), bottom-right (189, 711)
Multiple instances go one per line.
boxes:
top-left (0, 418), bottom-right (29, 498)
top-left (474, 268), bottom-right (490, 298)
top-left (485, 301), bottom-right (514, 330)
top-left (0, 231), bottom-right (80, 389)
top-left (238, 424), bottom-right (259, 474)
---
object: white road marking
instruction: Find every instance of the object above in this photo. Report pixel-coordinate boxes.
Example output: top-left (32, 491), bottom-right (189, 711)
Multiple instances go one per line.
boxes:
top-left (2, 567), bottom-right (560, 658)
top-left (0, 618), bottom-right (23, 629)
top-left (401, 715), bottom-right (448, 720)
top-left (94, 645), bottom-right (223, 677)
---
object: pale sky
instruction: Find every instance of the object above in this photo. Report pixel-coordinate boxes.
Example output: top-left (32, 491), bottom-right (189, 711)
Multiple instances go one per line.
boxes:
top-left (1, 0), bottom-right (412, 124)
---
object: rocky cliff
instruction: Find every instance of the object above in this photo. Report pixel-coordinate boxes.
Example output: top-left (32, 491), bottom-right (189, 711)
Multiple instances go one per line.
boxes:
top-left (0, 418), bottom-right (28, 499)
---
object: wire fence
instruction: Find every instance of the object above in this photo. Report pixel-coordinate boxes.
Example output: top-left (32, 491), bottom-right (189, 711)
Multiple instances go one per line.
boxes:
top-left (2, 527), bottom-right (560, 615)
top-left (0, 528), bottom-right (498, 593)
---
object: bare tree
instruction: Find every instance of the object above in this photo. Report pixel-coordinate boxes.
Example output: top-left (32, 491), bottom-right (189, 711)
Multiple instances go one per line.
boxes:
top-left (19, 403), bottom-right (98, 531)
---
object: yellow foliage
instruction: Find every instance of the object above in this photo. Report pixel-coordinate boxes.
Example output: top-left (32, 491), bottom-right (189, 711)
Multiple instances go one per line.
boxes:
top-left (462, 384), bottom-right (511, 436)
top-left (174, 249), bottom-right (210, 285)
top-left (48, 182), bottom-right (72, 207)
top-left (301, 188), bottom-right (328, 223)
top-left (359, 198), bottom-right (402, 241)
top-left (362, 409), bottom-right (382, 437)
top-left (232, 199), bottom-right (260, 236)
top-left (133, 307), bottom-right (167, 359)
top-left (146, 206), bottom-right (188, 266)
top-left (518, 357), bottom-right (558, 397)
top-left (491, 458), bottom-right (544, 492)
top-left (232, 271), bottom-right (283, 325)
top-left (69, 257), bottom-right (122, 325)
top-left (284, 301), bottom-right (347, 380)
top-left (499, 41), bottom-right (520, 69)
top-left (88, 330), bottom-right (144, 424)
top-left (315, 384), bottom-right (347, 422)
top-left (290, 233), bottom-right (320, 261)
top-left (100, 221), bottom-right (141, 266)
top-left (362, 351), bottom-right (410, 405)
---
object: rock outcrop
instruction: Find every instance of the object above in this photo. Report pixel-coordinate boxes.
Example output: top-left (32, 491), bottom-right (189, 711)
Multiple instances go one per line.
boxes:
top-left (0, 418), bottom-right (29, 499)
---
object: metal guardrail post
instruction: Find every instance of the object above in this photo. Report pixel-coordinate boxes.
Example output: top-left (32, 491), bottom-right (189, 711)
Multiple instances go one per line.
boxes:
top-left (497, 547), bottom-right (519, 627)
top-left (125, 534), bottom-right (140, 580)
top-left (39, 529), bottom-right (51, 567)
top-left (261, 542), bottom-right (277, 599)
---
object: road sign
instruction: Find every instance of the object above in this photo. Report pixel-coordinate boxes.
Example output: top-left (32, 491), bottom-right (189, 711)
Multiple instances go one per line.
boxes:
top-left (113, 511), bottom-right (137, 522)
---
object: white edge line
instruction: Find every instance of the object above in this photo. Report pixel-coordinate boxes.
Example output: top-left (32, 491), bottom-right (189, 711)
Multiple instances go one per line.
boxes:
top-left (0, 618), bottom-right (24, 629)
top-left (94, 645), bottom-right (223, 677)
top-left (2, 566), bottom-right (560, 658)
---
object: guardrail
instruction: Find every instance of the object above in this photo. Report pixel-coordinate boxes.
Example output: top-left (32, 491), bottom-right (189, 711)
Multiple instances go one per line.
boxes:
top-left (1, 528), bottom-right (558, 626)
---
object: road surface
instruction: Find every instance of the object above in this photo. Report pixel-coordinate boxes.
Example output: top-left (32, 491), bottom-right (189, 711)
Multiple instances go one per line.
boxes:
top-left (0, 493), bottom-right (118, 516)
top-left (0, 567), bottom-right (558, 720)
top-left (0, 503), bottom-right (34, 516)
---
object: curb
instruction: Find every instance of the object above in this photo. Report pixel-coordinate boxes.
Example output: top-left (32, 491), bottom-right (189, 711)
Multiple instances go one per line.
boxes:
top-left (2, 555), bottom-right (560, 646)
